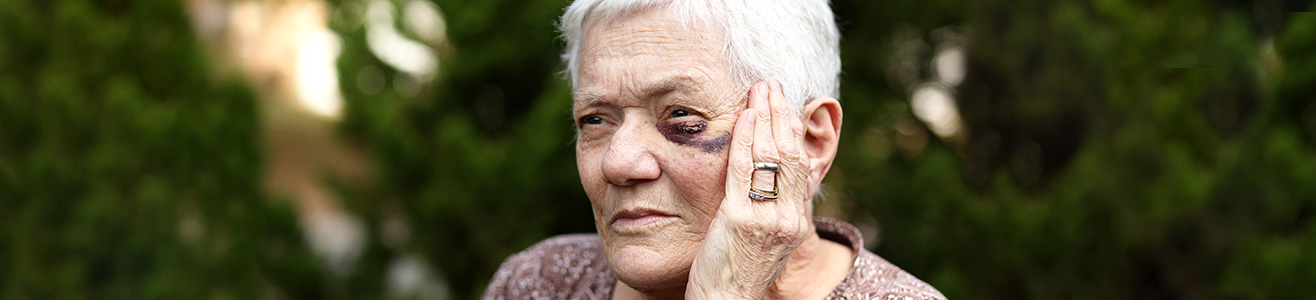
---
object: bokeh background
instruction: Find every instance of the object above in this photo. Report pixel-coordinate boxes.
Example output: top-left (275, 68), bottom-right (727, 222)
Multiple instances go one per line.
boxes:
top-left (2, 0), bottom-right (1315, 299)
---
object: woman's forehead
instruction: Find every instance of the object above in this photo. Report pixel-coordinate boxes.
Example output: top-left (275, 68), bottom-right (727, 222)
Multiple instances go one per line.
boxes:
top-left (574, 15), bottom-right (737, 108)
top-left (577, 13), bottom-right (723, 70)
top-left (574, 73), bottom-right (720, 109)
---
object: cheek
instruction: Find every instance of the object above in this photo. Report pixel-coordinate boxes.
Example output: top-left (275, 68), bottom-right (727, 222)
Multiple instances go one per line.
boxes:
top-left (576, 145), bottom-right (608, 214)
top-left (664, 150), bottom-right (729, 218)
top-left (653, 120), bottom-right (735, 219)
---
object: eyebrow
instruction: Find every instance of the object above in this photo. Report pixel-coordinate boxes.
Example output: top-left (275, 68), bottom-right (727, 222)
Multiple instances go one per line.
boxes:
top-left (573, 74), bottom-right (702, 111)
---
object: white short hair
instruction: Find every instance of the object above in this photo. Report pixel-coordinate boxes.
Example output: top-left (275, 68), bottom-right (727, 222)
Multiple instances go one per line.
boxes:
top-left (558, 0), bottom-right (842, 111)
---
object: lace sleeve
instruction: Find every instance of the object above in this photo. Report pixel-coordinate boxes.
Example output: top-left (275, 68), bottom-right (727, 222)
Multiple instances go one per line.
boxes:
top-left (481, 251), bottom-right (528, 300)
top-left (480, 234), bottom-right (613, 300)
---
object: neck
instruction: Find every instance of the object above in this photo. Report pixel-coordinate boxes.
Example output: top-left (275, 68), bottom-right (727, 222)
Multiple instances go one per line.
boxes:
top-left (613, 222), bottom-right (854, 300)
top-left (767, 228), bottom-right (853, 300)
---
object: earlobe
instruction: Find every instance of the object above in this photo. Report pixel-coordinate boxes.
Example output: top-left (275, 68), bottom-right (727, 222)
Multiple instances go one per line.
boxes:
top-left (801, 97), bottom-right (843, 189)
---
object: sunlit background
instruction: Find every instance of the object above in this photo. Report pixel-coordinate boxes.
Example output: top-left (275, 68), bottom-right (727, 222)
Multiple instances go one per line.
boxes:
top-left (1, 0), bottom-right (1314, 299)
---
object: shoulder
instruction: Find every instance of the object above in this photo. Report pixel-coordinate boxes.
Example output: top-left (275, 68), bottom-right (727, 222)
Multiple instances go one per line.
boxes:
top-left (482, 234), bottom-right (614, 300)
top-left (828, 249), bottom-right (947, 300)
top-left (812, 217), bottom-right (946, 300)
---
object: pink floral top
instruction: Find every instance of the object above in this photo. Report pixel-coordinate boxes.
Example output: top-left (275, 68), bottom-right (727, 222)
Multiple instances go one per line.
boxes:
top-left (483, 218), bottom-right (947, 300)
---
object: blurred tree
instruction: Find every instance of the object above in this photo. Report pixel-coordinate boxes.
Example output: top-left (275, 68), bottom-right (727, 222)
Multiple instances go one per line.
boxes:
top-left (324, 0), bottom-right (1316, 300)
top-left (832, 1), bottom-right (1316, 299)
top-left (326, 0), bottom-right (592, 298)
top-left (0, 0), bottom-right (327, 298)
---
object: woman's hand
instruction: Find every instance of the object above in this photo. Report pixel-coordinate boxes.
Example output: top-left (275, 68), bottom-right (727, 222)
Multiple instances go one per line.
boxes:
top-left (686, 81), bottom-right (814, 299)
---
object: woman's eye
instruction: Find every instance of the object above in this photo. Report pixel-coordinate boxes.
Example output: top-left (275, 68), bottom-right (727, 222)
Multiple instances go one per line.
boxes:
top-left (580, 115), bottom-right (604, 125)
top-left (671, 109), bottom-right (690, 118)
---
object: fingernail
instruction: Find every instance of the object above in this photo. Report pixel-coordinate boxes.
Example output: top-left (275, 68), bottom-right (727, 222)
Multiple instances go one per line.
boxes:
top-left (754, 82), bottom-right (768, 100)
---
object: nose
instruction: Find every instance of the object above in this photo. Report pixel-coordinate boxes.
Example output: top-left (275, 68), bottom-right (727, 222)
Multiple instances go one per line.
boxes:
top-left (600, 121), bottom-right (661, 186)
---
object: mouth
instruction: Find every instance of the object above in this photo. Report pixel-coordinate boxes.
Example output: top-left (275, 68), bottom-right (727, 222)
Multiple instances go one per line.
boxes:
top-left (610, 208), bottom-right (678, 231)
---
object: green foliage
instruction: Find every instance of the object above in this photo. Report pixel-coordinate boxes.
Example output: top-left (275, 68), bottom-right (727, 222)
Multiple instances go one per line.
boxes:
top-left (328, 0), bottom-right (591, 297)
top-left (9, 0), bottom-right (1304, 298)
top-left (0, 0), bottom-right (325, 298)
top-left (330, 0), bottom-right (1315, 298)
top-left (833, 1), bottom-right (1316, 299)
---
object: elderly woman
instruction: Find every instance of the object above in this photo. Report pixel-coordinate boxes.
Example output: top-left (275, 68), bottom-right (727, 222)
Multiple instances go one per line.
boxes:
top-left (484, 0), bottom-right (945, 299)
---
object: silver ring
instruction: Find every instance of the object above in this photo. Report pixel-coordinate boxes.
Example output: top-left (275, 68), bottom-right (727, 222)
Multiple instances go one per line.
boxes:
top-left (750, 161), bottom-right (780, 201)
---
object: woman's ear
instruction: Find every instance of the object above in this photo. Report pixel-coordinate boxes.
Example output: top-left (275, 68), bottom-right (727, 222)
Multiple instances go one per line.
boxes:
top-left (801, 97), bottom-right (842, 192)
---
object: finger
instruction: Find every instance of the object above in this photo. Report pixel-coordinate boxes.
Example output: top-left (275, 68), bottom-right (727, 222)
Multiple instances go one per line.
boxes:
top-left (767, 82), bottom-right (809, 205)
top-left (749, 82), bottom-right (779, 195)
top-left (725, 108), bottom-right (757, 211)
top-left (768, 81), bottom-right (805, 164)
top-left (764, 82), bottom-right (808, 223)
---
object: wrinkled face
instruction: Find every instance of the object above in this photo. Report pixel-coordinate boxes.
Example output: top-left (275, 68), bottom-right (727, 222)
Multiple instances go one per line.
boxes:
top-left (573, 8), bottom-right (745, 289)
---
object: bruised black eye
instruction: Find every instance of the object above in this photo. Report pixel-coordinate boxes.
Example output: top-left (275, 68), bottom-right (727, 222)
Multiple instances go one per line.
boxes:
top-left (671, 109), bottom-right (690, 118)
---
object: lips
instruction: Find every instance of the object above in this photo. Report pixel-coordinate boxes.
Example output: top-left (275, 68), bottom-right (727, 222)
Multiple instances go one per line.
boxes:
top-left (612, 208), bottom-right (675, 223)
top-left (610, 208), bottom-right (677, 229)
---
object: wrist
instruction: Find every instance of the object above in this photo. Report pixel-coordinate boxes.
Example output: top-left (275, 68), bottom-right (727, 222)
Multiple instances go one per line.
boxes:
top-left (686, 278), bottom-right (767, 300)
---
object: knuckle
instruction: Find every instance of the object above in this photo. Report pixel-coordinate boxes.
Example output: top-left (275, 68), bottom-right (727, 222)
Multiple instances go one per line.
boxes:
top-left (736, 218), bottom-right (768, 234)
top-left (777, 142), bottom-right (802, 159)
top-left (731, 163), bottom-right (753, 182)
top-left (734, 135), bottom-right (754, 148)
top-left (730, 154), bottom-right (751, 168)
top-left (736, 131), bottom-right (758, 145)
top-left (771, 224), bottom-right (802, 246)
top-left (772, 102), bottom-right (792, 116)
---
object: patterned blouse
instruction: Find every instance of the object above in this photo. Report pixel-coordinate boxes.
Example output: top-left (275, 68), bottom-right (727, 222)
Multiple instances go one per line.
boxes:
top-left (483, 217), bottom-right (946, 300)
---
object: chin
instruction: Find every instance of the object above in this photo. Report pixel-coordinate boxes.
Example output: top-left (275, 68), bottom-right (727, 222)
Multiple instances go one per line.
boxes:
top-left (605, 239), bottom-right (695, 290)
